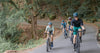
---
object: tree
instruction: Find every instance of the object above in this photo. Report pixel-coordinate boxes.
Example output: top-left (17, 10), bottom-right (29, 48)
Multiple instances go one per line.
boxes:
top-left (25, 0), bottom-right (41, 39)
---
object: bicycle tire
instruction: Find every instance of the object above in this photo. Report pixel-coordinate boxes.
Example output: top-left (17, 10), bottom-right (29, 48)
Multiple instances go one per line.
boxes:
top-left (46, 38), bottom-right (50, 52)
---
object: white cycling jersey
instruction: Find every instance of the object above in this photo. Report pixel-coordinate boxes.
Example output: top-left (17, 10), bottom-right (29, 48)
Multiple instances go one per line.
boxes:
top-left (46, 25), bottom-right (54, 32)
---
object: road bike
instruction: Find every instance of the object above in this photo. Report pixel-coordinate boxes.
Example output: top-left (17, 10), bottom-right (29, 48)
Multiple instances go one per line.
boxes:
top-left (44, 33), bottom-right (52, 52)
top-left (64, 28), bottom-right (68, 39)
top-left (70, 30), bottom-right (85, 53)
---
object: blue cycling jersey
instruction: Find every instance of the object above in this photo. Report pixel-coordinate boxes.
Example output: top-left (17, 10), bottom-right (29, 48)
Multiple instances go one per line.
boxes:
top-left (61, 22), bottom-right (67, 28)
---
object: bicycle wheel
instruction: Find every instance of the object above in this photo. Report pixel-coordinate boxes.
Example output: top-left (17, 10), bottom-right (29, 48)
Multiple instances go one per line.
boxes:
top-left (64, 32), bottom-right (67, 39)
top-left (76, 43), bottom-right (80, 53)
top-left (76, 36), bottom-right (80, 53)
top-left (46, 39), bottom-right (50, 52)
top-left (71, 34), bottom-right (73, 44)
top-left (46, 40), bottom-right (49, 52)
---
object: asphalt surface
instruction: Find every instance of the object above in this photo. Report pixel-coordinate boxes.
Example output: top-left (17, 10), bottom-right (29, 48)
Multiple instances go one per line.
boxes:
top-left (28, 21), bottom-right (100, 53)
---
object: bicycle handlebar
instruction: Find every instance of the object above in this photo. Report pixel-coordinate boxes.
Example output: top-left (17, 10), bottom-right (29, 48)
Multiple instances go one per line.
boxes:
top-left (70, 29), bottom-right (86, 32)
top-left (44, 33), bottom-right (54, 35)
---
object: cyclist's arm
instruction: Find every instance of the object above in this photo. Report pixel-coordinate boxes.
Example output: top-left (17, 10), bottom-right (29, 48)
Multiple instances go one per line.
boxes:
top-left (67, 21), bottom-right (69, 26)
top-left (71, 20), bottom-right (74, 30)
top-left (45, 26), bottom-right (48, 33)
top-left (61, 23), bottom-right (63, 29)
top-left (67, 21), bottom-right (69, 29)
top-left (61, 25), bottom-right (63, 29)
top-left (65, 22), bottom-right (68, 30)
top-left (80, 20), bottom-right (85, 30)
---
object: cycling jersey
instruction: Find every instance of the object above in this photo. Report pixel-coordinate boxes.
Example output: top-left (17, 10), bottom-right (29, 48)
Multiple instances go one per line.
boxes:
top-left (71, 18), bottom-right (83, 27)
top-left (67, 21), bottom-right (71, 26)
top-left (67, 21), bottom-right (71, 30)
top-left (71, 18), bottom-right (83, 35)
top-left (61, 22), bottom-right (67, 28)
top-left (46, 25), bottom-right (54, 32)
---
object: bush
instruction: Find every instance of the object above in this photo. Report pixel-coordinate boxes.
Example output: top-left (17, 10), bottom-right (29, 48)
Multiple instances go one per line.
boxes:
top-left (67, 7), bottom-right (75, 16)
top-left (90, 18), bottom-right (98, 23)
top-left (0, 37), bottom-right (18, 53)
top-left (98, 19), bottom-right (100, 22)
top-left (40, 13), bottom-right (45, 19)
top-left (48, 13), bottom-right (56, 20)
top-left (0, 10), bottom-right (25, 43)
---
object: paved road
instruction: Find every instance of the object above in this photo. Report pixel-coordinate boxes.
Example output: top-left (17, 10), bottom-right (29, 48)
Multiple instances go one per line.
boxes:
top-left (28, 21), bottom-right (100, 53)
top-left (37, 20), bottom-right (61, 28)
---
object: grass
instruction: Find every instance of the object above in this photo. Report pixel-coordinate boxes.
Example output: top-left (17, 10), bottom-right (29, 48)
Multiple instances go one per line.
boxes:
top-left (0, 37), bottom-right (46, 53)
top-left (16, 38), bottom-right (46, 50)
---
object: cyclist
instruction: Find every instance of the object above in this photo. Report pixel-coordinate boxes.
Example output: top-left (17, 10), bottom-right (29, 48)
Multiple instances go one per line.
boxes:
top-left (71, 12), bottom-right (85, 45)
top-left (67, 17), bottom-right (72, 37)
top-left (45, 22), bottom-right (54, 47)
top-left (61, 20), bottom-right (67, 33)
top-left (61, 20), bottom-right (67, 32)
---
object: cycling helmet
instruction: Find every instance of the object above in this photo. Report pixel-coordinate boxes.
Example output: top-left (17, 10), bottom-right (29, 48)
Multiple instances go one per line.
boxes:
top-left (68, 17), bottom-right (72, 20)
top-left (73, 12), bottom-right (78, 17)
top-left (62, 20), bottom-right (64, 22)
top-left (48, 22), bottom-right (52, 25)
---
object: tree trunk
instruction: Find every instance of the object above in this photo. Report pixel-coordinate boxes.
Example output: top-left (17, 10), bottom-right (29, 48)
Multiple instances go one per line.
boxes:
top-left (31, 12), bottom-right (37, 39)
top-left (26, 0), bottom-right (37, 39)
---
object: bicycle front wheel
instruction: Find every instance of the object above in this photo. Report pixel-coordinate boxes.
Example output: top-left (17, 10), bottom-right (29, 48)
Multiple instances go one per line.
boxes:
top-left (46, 39), bottom-right (50, 52)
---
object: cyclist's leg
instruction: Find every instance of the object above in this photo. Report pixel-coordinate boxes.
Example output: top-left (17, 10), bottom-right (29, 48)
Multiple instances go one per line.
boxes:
top-left (73, 35), bottom-right (77, 44)
top-left (47, 32), bottom-right (49, 38)
top-left (78, 27), bottom-right (82, 42)
top-left (65, 28), bottom-right (67, 36)
top-left (73, 27), bottom-right (78, 44)
top-left (69, 26), bottom-right (71, 37)
top-left (51, 36), bottom-right (53, 47)
top-left (51, 35), bottom-right (53, 42)
top-left (47, 32), bottom-right (50, 42)
top-left (69, 31), bottom-right (71, 37)
top-left (78, 27), bottom-right (82, 37)
top-left (50, 32), bottom-right (54, 47)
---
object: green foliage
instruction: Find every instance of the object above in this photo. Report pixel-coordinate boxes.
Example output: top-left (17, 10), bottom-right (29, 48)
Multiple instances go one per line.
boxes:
top-left (23, 0), bottom-right (100, 20)
top-left (0, 37), bottom-right (18, 53)
top-left (95, 7), bottom-right (100, 18)
top-left (0, 36), bottom-right (45, 53)
top-left (0, 10), bottom-right (25, 43)
top-left (40, 13), bottom-right (45, 19)
top-left (17, 38), bottom-right (45, 50)
top-left (67, 7), bottom-right (75, 16)
top-left (48, 13), bottom-right (56, 20)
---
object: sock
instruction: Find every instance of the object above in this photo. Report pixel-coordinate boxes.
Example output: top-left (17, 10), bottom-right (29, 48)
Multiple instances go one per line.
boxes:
top-left (51, 42), bottom-right (53, 44)
top-left (74, 44), bottom-right (76, 49)
top-left (80, 36), bottom-right (82, 40)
